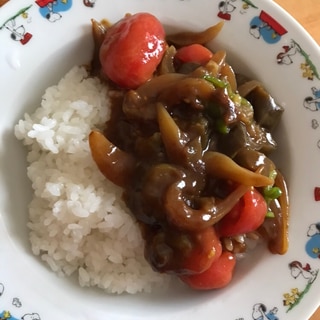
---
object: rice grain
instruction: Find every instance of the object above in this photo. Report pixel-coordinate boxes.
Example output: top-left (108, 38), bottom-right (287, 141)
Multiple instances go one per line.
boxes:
top-left (15, 66), bottom-right (171, 294)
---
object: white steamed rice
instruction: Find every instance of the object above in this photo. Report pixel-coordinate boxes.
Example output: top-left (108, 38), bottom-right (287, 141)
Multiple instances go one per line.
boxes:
top-left (14, 66), bottom-right (171, 294)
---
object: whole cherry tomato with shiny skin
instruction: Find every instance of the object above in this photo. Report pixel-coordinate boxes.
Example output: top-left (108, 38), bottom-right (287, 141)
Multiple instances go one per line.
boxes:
top-left (182, 227), bottom-right (222, 275)
top-left (180, 251), bottom-right (236, 290)
top-left (217, 188), bottom-right (267, 237)
top-left (99, 13), bottom-right (166, 89)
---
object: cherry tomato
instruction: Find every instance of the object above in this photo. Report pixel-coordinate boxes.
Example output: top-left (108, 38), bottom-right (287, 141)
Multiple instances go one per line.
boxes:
top-left (99, 13), bottom-right (166, 89)
top-left (217, 188), bottom-right (267, 237)
top-left (144, 226), bottom-right (222, 275)
top-left (175, 44), bottom-right (213, 65)
top-left (180, 251), bottom-right (236, 290)
top-left (182, 227), bottom-right (222, 274)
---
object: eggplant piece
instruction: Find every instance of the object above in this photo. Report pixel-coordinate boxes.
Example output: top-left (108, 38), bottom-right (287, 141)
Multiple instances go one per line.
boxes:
top-left (217, 122), bottom-right (251, 157)
top-left (244, 85), bottom-right (284, 131)
top-left (177, 62), bottom-right (202, 74)
top-left (246, 121), bottom-right (277, 154)
top-left (217, 122), bottom-right (277, 157)
top-left (235, 73), bottom-right (250, 87)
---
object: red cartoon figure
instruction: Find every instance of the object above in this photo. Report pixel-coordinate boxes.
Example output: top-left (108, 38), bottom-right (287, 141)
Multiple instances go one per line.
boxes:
top-left (283, 259), bottom-right (319, 312)
top-left (289, 261), bottom-right (317, 284)
top-left (0, 5), bottom-right (33, 45)
top-left (277, 39), bottom-right (320, 80)
top-left (217, 0), bottom-right (236, 20)
top-left (315, 187), bottom-right (320, 200)
top-left (277, 40), bottom-right (300, 65)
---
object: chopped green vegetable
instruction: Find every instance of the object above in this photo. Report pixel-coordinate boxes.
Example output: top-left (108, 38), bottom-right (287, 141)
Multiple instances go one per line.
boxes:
top-left (205, 103), bottom-right (230, 134)
top-left (215, 118), bottom-right (230, 134)
top-left (263, 170), bottom-right (282, 218)
top-left (263, 170), bottom-right (282, 201)
top-left (203, 75), bottom-right (228, 88)
top-left (265, 211), bottom-right (275, 218)
top-left (264, 186), bottom-right (282, 200)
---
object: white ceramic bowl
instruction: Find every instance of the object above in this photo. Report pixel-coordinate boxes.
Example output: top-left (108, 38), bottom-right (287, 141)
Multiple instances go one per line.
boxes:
top-left (1, 1), bottom-right (320, 319)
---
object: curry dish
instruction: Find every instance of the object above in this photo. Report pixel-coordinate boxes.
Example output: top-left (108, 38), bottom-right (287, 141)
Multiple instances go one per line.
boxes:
top-left (88, 13), bottom-right (289, 290)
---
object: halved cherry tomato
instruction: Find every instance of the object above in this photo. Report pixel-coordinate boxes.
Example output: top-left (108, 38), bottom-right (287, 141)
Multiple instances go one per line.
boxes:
top-left (180, 251), bottom-right (236, 290)
top-left (99, 12), bottom-right (166, 89)
top-left (217, 188), bottom-right (267, 237)
top-left (175, 44), bottom-right (213, 65)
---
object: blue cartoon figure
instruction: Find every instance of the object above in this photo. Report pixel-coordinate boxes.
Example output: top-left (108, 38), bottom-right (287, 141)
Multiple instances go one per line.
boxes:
top-left (304, 87), bottom-right (320, 112)
top-left (306, 222), bottom-right (320, 259)
top-left (35, 0), bottom-right (72, 22)
top-left (252, 303), bottom-right (279, 320)
top-left (0, 311), bottom-right (40, 320)
top-left (0, 311), bottom-right (18, 320)
top-left (250, 10), bottom-right (287, 44)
